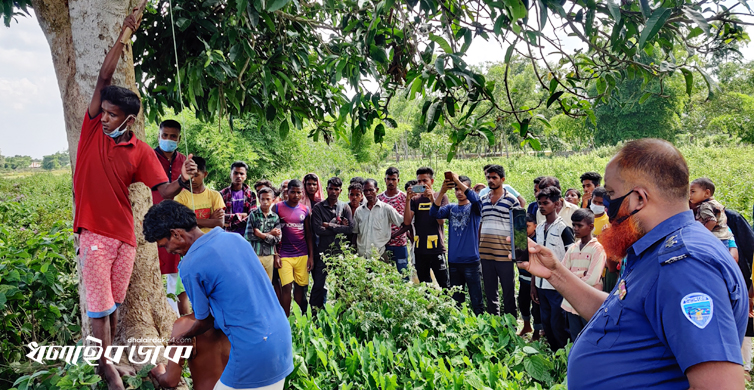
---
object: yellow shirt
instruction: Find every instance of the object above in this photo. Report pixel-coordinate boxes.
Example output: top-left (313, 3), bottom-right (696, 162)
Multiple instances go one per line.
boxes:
top-left (593, 213), bottom-right (610, 236)
top-left (174, 188), bottom-right (225, 233)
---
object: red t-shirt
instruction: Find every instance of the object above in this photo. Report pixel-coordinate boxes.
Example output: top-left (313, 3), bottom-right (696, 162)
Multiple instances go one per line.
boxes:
top-left (152, 149), bottom-right (186, 274)
top-left (73, 112), bottom-right (167, 247)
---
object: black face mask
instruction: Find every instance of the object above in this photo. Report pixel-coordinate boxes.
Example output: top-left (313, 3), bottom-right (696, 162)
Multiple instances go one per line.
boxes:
top-left (605, 189), bottom-right (639, 224)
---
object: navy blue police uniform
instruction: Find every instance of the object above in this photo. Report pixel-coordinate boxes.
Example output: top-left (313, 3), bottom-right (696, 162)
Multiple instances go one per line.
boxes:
top-left (568, 210), bottom-right (747, 389)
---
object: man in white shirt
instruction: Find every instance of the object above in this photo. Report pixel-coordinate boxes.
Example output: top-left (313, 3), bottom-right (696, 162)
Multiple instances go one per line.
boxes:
top-left (352, 179), bottom-right (404, 259)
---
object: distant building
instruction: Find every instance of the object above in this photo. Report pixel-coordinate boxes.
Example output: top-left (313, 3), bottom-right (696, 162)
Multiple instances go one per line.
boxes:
top-left (29, 162), bottom-right (41, 169)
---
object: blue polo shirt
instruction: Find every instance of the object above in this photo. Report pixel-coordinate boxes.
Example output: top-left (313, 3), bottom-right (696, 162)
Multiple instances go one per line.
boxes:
top-left (179, 228), bottom-right (293, 388)
top-left (568, 210), bottom-right (747, 389)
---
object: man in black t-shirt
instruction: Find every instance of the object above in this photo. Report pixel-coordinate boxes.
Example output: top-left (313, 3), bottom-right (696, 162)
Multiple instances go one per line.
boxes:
top-left (404, 167), bottom-right (449, 288)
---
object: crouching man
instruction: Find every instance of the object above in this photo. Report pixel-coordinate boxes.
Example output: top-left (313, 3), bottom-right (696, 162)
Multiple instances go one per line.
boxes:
top-left (143, 200), bottom-right (293, 390)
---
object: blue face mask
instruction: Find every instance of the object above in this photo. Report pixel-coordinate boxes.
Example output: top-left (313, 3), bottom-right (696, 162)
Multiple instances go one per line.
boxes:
top-left (159, 139), bottom-right (179, 153)
top-left (106, 115), bottom-right (134, 139)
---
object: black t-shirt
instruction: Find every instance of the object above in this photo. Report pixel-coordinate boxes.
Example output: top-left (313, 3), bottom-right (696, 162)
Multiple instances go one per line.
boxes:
top-left (411, 193), bottom-right (449, 255)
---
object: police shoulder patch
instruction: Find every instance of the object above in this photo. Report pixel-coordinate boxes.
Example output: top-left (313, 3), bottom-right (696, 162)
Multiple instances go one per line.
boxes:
top-left (680, 292), bottom-right (714, 329)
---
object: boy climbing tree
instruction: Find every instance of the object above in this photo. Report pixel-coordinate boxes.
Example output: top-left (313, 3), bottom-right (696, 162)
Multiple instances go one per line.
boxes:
top-left (73, 9), bottom-right (197, 389)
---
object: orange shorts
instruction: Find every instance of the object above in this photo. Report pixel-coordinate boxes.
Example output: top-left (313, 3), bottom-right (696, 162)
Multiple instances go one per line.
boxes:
top-left (80, 229), bottom-right (136, 318)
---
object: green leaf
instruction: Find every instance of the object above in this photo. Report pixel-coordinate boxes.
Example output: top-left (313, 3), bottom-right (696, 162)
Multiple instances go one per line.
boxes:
top-left (698, 67), bottom-right (720, 100)
top-left (374, 124), bottom-right (386, 143)
top-left (549, 78), bottom-right (558, 94)
top-left (682, 7), bottom-right (710, 36)
top-left (547, 91), bottom-right (564, 108)
top-left (275, 71), bottom-right (295, 92)
top-left (524, 355), bottom-right (553, 382)
top-left (639, 92), bottom-right (652, 104)
top-left (435, 57), bottom-right (445, 76)
top-left (479, 128), bottom-right (495, 146)
top-left (266, 105), bottom-right (277, 121)
top-left (638, 8), bottom-right (671, 49)
top-left (537, 0), bottom-right (548, 30)
top-left (504, 45), bottom-right (515, 64)
top-left (427, 101), bottom-right (442, 132)
top-left (505, 0), bottom-right (528, 20)
top-left (420, 100), bottom-right (432, 124)
top-left (587, 110), bottom-right (597, 126)
top-left (370, 45), bottom-right (388, 65)
top-left (519, 118), bottom-right (529, 137)
top-left (680, 68), bottom-right (694, 96)
top-left (279, 120), bottom-right (290, 138)
top-left (606, 0), bottom-right (621, 24)
top-left (639, 0), bottom-right (652, 19)
top-left (429, 33), bottom-right (453, 53)
top-left (266, 0), bottom-right (290, 12)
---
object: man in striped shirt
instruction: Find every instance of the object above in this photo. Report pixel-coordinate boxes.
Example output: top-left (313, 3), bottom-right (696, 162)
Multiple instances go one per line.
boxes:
top-left (479, 164), bottom-right (520, 317)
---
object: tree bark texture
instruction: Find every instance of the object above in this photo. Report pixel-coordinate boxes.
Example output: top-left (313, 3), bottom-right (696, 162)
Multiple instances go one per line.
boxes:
top-left (30, 0), bottom-right (177, 372)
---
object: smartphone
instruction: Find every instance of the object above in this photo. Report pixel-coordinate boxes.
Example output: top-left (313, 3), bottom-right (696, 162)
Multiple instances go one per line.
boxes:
top-left (411, 184), bottom-right (426, 194)
top-left (444, 171), bottom-right (456, 187)
top-left (510, 206), bottom-right (529, 263)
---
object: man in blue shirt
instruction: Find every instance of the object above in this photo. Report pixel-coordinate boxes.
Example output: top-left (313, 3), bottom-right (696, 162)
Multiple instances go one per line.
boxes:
top-left (518, 139), bottom-right (747, 389)
top-left (430, 173), bottom-right (484, 314)
top-left (143, 200), bottom-right (293, 390)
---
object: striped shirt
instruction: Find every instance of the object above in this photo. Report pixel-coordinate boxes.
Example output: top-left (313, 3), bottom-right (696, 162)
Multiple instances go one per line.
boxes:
top-left (479, 189), bottom-right (519, 262)
top-left (561, 237), bottom-right (606, 314)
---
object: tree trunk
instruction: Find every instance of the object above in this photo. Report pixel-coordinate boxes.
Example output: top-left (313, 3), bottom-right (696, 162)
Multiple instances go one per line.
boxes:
top-left (31, 0), bottom-right (177, 372)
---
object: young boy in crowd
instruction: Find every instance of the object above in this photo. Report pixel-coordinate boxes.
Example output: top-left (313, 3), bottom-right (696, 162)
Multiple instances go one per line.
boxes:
top-left (527, 177), bottom-right (543, 216)
top-left (580, 171), bottom-right (602, 208)
top-left (245, 187), bottom-right (282, 281)
top-left (532, 186), bottom-right (574, 351)
top-left (174, 157), bottom-right (226, 233)
top-left (561, 209), bottom-right (606, 342)
top-left (590, 187), bottom-right (610, 236)
top-left (564, 188), bottom-right (581, 206)
top-left (518, 213), bottom-right (543, 341)
top-left (429, 173), bottom-right (484, 314)
top-left (347, 182), bottom-right (364, 248)
top-left (173, 156), bottom-right (225, 315)
top-left (273, 179), bottom-right (314, 316)
top-left (689, 178), bottom-right (734, 244)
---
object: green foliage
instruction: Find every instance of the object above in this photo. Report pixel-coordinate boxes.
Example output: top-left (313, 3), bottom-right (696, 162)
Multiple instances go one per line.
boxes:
top-left (0, 174), bottom-right (77, 384)
top-left (286, 249), bottom-right (569, 389)
top-left (41, 152), bottom-right (69, 171)
top-left (3, 155), bottom-right (33, 171)
top-left (593, 78), bottom-right (683, 146)
top-left (122, 0), bottom-right (751, 157)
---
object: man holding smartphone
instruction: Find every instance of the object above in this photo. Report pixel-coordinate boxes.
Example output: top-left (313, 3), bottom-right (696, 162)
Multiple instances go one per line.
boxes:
top-left (404, 167), bottom-right (449, 288)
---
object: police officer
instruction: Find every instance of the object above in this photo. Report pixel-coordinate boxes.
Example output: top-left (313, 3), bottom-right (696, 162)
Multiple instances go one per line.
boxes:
top-left (518, 139), bottom-right (748, 389)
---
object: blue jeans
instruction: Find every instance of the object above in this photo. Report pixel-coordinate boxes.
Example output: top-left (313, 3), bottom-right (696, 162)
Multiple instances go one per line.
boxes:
top-left (449, 262), bottom-right (484, 315)
top-left (385, 245), bottom-right (408, 278)
top-left (537, 287), bottom-right (569, 351)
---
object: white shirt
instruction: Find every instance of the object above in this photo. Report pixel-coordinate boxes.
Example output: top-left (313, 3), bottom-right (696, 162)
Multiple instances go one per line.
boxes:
top-left (537, 199), bottom-right (579, 228)
top-left (352, 200), bottom-right (404, 258)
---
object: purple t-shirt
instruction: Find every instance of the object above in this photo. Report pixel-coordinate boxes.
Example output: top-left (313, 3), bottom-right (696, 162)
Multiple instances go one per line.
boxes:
top-left (274, 201), bottom-right (310, 258)
top-left (230, 190), bottom-right (247, 234)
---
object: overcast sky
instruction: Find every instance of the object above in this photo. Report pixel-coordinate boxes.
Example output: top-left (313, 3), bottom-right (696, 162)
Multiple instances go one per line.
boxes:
top-left (1, 11), bottom-right (752, 159)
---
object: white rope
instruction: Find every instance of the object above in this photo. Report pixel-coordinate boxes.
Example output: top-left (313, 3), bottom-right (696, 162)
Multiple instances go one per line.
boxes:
top-left (166, 0), bottom-right (195, 211)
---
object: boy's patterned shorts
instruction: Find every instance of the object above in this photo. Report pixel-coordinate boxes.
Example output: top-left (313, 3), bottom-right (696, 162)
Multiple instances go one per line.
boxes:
top-left (79, 229), bottom-right (136, 318)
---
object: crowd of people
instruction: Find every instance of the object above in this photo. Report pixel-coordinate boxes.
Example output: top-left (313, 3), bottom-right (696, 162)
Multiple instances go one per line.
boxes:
top-left (73, 13), bottom-right (753, 390)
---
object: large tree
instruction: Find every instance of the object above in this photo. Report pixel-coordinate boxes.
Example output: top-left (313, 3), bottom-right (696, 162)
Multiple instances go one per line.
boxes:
top-left (2, 0), bottom-right (177, 377)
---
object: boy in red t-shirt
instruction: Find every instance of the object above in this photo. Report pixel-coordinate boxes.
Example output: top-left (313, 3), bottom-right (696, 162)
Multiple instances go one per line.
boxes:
top-left (73, 12), bottom-right (196, 389)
